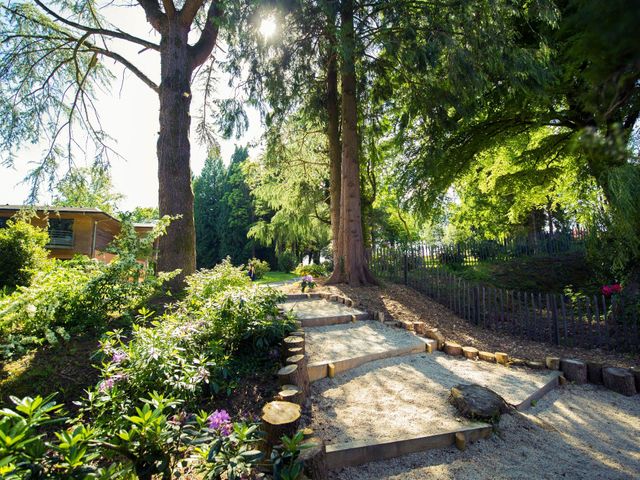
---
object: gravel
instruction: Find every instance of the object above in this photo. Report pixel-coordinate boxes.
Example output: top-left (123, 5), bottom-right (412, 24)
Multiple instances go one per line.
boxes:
top-left (332, 383), bottom-right (640, 479)
top-left (279, 299), bottom-right (366, 319)
top-left (311, 352), bottom-right (556, 444)
top-left (305, 321), bottom-right (425, 365)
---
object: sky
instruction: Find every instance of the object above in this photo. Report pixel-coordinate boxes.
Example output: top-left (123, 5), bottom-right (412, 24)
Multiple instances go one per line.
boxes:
top-left (1, 5), bottom-right (267, 211)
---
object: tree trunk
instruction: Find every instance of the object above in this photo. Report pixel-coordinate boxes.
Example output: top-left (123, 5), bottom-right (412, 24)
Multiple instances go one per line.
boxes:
top-left (326, 16), bottom-right (341, 271)
top-left (156, 21), bottom-right (197, 288)
top-left (326, 0), bottom-right (376, 286)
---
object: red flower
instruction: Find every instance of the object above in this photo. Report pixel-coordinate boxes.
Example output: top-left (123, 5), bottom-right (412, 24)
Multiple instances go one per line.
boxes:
top-left (601, 284), bottom-right (622, 297)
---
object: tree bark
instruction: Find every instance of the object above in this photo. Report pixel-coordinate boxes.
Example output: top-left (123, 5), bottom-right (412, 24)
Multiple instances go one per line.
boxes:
top-left (326, 0), bottom-right (376, 286)
top-left (326, 7), bottom-right (341, 270)
top-left (156, 20), bottom-right (196, 287)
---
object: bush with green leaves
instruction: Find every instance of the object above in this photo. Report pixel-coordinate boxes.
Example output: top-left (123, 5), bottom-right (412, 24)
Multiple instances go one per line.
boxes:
top-left (249, 257), bottom-right (270, 279)
top-left (293, 262), bottom-right (328, 277)
top-left (185, 257), bottom-right (252, 308)
top-left (276, 251), bottom-right (297, 273)
top-left (0, 218), bottom-right (172, 360)
top-left (0, 217), bottom-right (49, 291)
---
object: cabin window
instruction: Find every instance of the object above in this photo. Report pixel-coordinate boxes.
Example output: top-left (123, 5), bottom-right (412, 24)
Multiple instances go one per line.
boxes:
top-left (47, 219), bottom-right (74, 247)
top-left (0, 217), bottom-right (8, 228)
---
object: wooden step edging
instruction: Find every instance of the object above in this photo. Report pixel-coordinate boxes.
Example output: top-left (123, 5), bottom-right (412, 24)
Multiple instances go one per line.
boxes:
top-left (513, 372), bottom-right (562, 411)
top-left (325, 423), bottom-right (492, 469)
top-left (308, 343), bottom-right (428, 382)
top-left (300, 312), bottom-right (371, 328)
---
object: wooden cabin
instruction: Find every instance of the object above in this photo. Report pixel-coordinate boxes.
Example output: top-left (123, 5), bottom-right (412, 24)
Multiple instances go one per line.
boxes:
top-left (0, 205), bottom-right (155, 262)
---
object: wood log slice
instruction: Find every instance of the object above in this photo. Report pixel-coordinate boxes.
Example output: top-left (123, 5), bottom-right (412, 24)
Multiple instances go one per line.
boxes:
top-left (478, 351), bottom-right (496, 363)
top-left (277, 364), bottom-right (299, 388)
top-left (298, 436), bottom-right (328, 480)
top-left (603, 367), bottom-right (637, 396)
top-left (560, 359), bottom-right (587, 384)
top-left (444, 342), bottom-right (462, 356)
top-left (286, 354), bottom-right (310, 398)
top-left (261, 401), bottom-right (301, 453)
top-left (495, 352), bottom-right (509, 365)
top-left (545, 357), bottom-right (560, 370)
top-left (462, 346), bottom-right (479, 360)
top-left (276, 385), bottom-right (303, 405)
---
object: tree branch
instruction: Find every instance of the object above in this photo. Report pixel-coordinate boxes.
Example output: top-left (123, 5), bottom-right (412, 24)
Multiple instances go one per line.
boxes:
top-left (180, 0), bottom-right (205, 26)
top-left (162, 0), bottom-right (176, 18)
top-left (33, 0), bottom-right (159, 51)
top-left (87, 46), bottom-right (159, 93)
top-left (136, 0), bottom-right (167, 32)
top-left (189, 1), bottom-right (223, 71)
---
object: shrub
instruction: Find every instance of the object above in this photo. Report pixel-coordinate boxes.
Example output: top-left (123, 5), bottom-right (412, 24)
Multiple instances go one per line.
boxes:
top-left (185, 258), bottom-right (251, 308)
top-left (0, 220), bottom-right (172, 360)
top-left (293, 262), bottom-right (328, 277)
top-left (0, 218), bottom-right (49, 290)
top-left (248, 257), bottom-right (270, 279)
top-left (276, 251), bottom-right (297, 273)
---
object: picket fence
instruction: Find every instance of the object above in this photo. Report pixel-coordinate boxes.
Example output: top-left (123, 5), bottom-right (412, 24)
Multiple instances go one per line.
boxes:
top-left (370, 245), bottom-right (639, 353)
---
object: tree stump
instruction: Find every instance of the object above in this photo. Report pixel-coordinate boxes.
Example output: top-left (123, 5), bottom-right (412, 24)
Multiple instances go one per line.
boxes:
top-left (449, 384), bottom-right (508, 421)
top-left (330, 295), bottom-right (339, 302)
top-left (478, 351), bottom-right (496, 362)
top-left (495, 352), bottom-right (509, 365)
top-left (261, 401), bottom-right (301, 454)
top-left (425, 329), bottom-right (446, 350)
top-left (401, 321), bottom-right (414, 331)
top-left (462, 346), bottom-right (479, 360)
top-left (455, 431), bottom-right (467, 451)
top-left (587, 362), bottom-right (603, 384)
top-left (345, 299), bottom-right (354, 307)
top-left (277, 364), bottom-right (299, 388)
top-left (282, 336), bottom-right (305, 361)
top-left (412, 322), bottom-right (426, 335)
top-left (290, 330), bottom-right (306, 338)
top-left (560, 359), bottom-right (587, 384)
top-left (630, 368), bottom-right (640, 392)
top-left (509, 357), bottom-right (526, 367)
top-left (603, 367), bottom-right (637, 396)
top-left (286, 354), bottom-right (310, 398)
top-left (545, 357), bottom-right (560, 370)
top-left (444, 342), bottom-right (462, 356)
top-left (298, 436), bottom-right (328, 480)
top-left (276, 385), bottom-right (303, 405)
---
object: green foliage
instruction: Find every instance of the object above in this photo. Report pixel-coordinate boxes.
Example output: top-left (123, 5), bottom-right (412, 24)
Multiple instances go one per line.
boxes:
top-left (53, 165), bottom-right (123, 215)
top-left (293, 263), bottom-right (328, 277)
top-left (276, 251), bottom-right (298, 273)
top-left (0, 217), bottom-right (49, 291)
top-left (271, 431), bottom-right (312, 480)
top-left (248, 258), bottom-right (270, 280)
top-left (0, 218), bottom-right (172, 360)
top-left (185, 258), bottom-right (252, 308)
top-left (194, 147), bottom-right (276, 269)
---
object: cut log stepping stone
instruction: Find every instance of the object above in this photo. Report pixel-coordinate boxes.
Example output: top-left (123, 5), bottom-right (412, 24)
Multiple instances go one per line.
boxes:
top-left (587, 362), bottom-right (603, 384)
top-left (449, 384), bottom-right (508, 421)
top-left (425, 328), bottom-right (445, 349)
top-left (631, 368), bottom-right (640, 392)
top-left (290, 330), bottom-right (305, 338)
top-left (286, 354), bottom-right (310, 397)
top-left (444, 342), bottom-right (462, 356)
top-left (603, 367), bottom-right (637, 396)
top-left (276, 385), bottom-right (303, 404)
top-left (509, 358), bottom-right (526, 367)
top-left (283, 336), bottom-right (305, 355)
top-left (495, 352), bottom-right (509, 365)
top-left (298, 436), bottom-right (328, 480)
top-left (413, 321), bottom-right (427, 334)
top-left (478, 351), bottom-right (496, 362)
top-left (262, 401), bottom-right (301, 452)
top-left (545, 357), bottom-right (560, 370)
top-left (560, 359), bottom-right (587, 384)
top-left (462, 347), bottom-right (479, 360)
top-left (278, 364), bottom-right (299, 387)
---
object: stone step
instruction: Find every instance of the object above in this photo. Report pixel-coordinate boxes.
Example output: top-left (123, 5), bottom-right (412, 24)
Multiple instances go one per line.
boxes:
top-left (279, 298), bottom-right (372, 328)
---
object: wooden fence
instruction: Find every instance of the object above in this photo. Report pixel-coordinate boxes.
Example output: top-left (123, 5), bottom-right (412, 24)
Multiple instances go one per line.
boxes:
top-left (376, 230), bottom-right (587, 267)
top-left (370, 245), bottom-right (639, 353)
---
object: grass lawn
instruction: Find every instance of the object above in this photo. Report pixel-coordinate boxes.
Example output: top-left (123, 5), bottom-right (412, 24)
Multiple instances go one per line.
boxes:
top-left (256, 271), bottom-right (299, 284)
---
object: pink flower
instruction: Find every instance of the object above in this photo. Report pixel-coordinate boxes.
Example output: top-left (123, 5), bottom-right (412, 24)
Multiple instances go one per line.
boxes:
top-left (601, 284), bottom-right (622, 297)
top-left (208, 409), bottom-right (233, 436)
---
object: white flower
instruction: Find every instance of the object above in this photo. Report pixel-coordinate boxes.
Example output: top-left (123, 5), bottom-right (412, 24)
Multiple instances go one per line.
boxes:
top-left (25, 304), bottom-right (37, 316)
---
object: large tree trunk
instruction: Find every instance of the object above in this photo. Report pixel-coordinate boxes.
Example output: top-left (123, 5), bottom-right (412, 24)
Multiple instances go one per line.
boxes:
top-left (326, 45), bottom-right (341, 269)
top-left (326, 0), bottom-right (376, 286)
top-left (156, 20), bottom-right (197, 287)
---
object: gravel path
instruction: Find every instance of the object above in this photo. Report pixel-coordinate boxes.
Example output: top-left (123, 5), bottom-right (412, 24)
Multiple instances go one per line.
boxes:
top-left (331, 383), bottom-right (640, 479)
top-left (279, 283), bottom-right (639, 369)
top-left (311, 352), bottom-right (556, 444)
top-left (279, 299), bottom-right (366, 319)
top-left (305, 321), bottom-right (425, 364)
